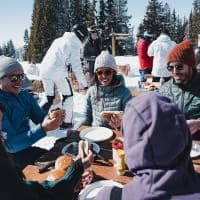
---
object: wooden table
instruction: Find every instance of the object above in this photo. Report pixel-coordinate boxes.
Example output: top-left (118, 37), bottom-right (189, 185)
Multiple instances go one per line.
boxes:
top-left (23, 127), bottom-right (133, 184)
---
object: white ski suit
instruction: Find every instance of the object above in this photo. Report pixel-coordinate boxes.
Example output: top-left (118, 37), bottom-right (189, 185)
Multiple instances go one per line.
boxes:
top-left (40, 32), bottom-right (87, 123)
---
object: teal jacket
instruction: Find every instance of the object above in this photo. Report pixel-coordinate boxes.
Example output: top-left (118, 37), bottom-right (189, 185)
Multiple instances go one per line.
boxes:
top-left (159, 71), bottom-right (200, 119)
top-left (76, 75), bottom-right (132, 128)
top-left (0, 89), bottom-right (46, 153)
top-left (0, 157), bottom-right (83, 200)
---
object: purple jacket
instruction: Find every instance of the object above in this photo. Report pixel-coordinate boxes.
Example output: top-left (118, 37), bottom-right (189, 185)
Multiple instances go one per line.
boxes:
top-left (95, 92), bottom-right (200, 200)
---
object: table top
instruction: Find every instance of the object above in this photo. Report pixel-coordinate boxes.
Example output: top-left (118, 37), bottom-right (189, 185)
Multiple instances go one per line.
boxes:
top-left (23, 126), bottom-right (133, 184)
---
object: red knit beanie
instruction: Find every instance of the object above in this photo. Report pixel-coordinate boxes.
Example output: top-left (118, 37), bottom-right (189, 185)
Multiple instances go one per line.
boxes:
top-left (167, 40), bottom-right (196, 69)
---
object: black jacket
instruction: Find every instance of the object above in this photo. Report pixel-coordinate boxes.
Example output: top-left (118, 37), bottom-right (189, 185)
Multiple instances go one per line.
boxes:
top-left (82, 36), bottom-right (101, 61)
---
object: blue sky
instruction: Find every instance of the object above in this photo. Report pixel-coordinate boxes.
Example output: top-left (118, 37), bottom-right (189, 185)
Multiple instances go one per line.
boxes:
top-left (0, 0), bottom-right (193, 47)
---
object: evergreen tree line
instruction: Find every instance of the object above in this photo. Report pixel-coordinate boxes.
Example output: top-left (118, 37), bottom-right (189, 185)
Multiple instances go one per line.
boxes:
top-left (138, 0), bottom-right (200, 47)
top-left (26, 0), bottom-right (132, 63)
top-left (137, 0), bottom-right (186, 43)
top-left (0, 40), bottom-right (16, 58)
top-left (1, 0), bottom-right (200, 60)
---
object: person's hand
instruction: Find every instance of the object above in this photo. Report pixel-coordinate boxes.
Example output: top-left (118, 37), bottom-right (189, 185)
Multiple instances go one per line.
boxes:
top-left (41, 116), bottom-right (63, 132)
top-left (187, 119), bottom-right (200, 134)
top-left (74, 170), bottom-right (93, 193)
top-left (109, 114), bottom-right (121, 130)
top-left (77, 140), bottom-right (94, 169)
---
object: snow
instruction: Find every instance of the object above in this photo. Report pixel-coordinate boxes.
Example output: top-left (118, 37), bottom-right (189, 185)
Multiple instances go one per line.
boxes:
top-left (21, 55), bottom-right (140, 150)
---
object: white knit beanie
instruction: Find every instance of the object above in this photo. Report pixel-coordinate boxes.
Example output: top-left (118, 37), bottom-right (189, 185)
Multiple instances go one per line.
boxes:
top-left (94, 50), bottom-right (117, 72)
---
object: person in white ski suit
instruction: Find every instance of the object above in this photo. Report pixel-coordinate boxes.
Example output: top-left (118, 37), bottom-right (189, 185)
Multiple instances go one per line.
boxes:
top-left (40, 24), bottom-right (88, 128)
top-left (148, 29), bottom-right (176, 83)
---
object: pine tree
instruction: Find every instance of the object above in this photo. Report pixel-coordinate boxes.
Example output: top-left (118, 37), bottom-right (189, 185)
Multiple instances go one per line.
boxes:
top-left (189, 0), bottom-right (200, 46)
top-left (142, 0), bottom-right (163, 37)
top-left (104, 0), bottom-right (118, 36)
top-left (6, 40), bottom-right (16, 57)
top-left (23, 29), bottom-right (29, 61)
top-left (82, 0), bottom-right (95, 27)
top-left (116, 0), bottom-right (131, 33)
top-left (0, 46), bottom-right (2, 56)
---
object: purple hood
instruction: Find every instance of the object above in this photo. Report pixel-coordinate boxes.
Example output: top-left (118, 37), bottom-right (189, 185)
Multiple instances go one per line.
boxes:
top-left (95, 92), bottom-right (200, 200)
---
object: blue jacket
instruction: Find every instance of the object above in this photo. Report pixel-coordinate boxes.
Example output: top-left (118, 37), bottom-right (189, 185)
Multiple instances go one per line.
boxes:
top-left (0, 89), bottom-right (46, 153)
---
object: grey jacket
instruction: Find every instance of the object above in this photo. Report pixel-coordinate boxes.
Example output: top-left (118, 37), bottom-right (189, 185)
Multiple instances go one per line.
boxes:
top-left (76, 75), bottom-right (132, 128)
top-left (159, 71), bottom-right (200, 120)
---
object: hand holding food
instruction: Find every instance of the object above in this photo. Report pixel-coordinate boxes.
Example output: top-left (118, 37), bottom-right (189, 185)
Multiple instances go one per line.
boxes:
top-left (100, 111), bottom-right (123, 121)
top-left (49, 107), bottom-right (65, 120)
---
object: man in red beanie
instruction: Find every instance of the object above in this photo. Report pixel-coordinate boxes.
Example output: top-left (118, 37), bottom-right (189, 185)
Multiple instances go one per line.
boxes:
top-left (159, 40), bottom-right (200, 135)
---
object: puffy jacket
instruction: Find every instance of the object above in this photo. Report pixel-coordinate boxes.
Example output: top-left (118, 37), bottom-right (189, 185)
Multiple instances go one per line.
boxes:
top-left (76, 75), bottom-right (132, 128)
top-left (40, 32), bottom-right (87, 88)
top-left (148, 34), bottom-right (176, 77)
top-left (159, 71), bottom-right (200, 120)
top-left (137, 38), bottom-right (153, 70)
top-left (0, 89), bottom-right (46, 153)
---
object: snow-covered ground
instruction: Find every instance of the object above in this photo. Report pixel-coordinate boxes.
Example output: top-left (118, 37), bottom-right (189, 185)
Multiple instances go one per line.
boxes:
top-left (21, 55), bottom-right (140, 150)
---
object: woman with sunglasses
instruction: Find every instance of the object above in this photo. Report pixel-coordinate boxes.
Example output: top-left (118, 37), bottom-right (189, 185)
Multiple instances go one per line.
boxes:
top-left (75, 50), bottom-right (132, 129)
top-left (159, 40), bottom-right (200, 135)
top-left (0, 56), bottom-right (65, 169)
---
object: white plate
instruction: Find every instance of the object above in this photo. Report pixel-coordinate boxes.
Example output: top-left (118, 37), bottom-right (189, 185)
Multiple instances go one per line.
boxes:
top-left (78, 180), bottom-right (123, 200)
top-left (190, 141), bottom-right (200, 158)
top-left (80, 127), bottom-right (113, 142)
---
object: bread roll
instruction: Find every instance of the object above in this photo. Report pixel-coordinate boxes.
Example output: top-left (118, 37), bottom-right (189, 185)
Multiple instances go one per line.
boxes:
top-left (46, 169), bottom-right (66, 181)
top-left (100, 111), bottom-right (123, 120)
top-left (54, 155), bottom-right (73, 171)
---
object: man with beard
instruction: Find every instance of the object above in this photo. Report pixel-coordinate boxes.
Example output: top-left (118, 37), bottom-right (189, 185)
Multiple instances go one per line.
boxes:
top-left (159, 40), bottom-right (200, 136)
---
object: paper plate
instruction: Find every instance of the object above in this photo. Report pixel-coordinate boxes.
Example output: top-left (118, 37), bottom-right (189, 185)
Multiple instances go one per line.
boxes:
top-left (80, 127), bottom-right (113, 142)
top-left (190, 141), bottom-right (200, 158)
top-left (78, 180), bottom-right (123, 200)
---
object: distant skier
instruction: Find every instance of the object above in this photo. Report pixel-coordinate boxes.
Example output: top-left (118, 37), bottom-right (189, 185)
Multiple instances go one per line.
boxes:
top-left (40, 24), bottom-right (88, 129)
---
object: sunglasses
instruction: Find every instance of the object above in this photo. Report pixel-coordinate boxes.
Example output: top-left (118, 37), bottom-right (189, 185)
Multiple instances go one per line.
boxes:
top-left (96, 69), bottom-right (113, 76)
top-left (167, 64), bottom-right (183, 72)
top-left (4, 73), bottom-right (25, 83)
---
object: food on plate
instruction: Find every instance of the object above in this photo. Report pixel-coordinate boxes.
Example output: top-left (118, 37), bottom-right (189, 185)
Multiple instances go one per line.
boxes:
top-left (49, 107), bottom-right (64, 119)
top-left (54, 155), bottom-right (74, 171)
top-left (46, 169), bottom-right (66, 181)
top-left (100, 111), bottom-right (124, 121)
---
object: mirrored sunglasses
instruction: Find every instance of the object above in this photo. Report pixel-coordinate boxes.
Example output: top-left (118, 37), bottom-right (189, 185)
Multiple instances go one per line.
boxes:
top-left (167, 64), bottom-right (183, 72)
top-left (4, 73), bottom-right (25, 83)
top-left (96, 69), bottom-right (113, 76)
